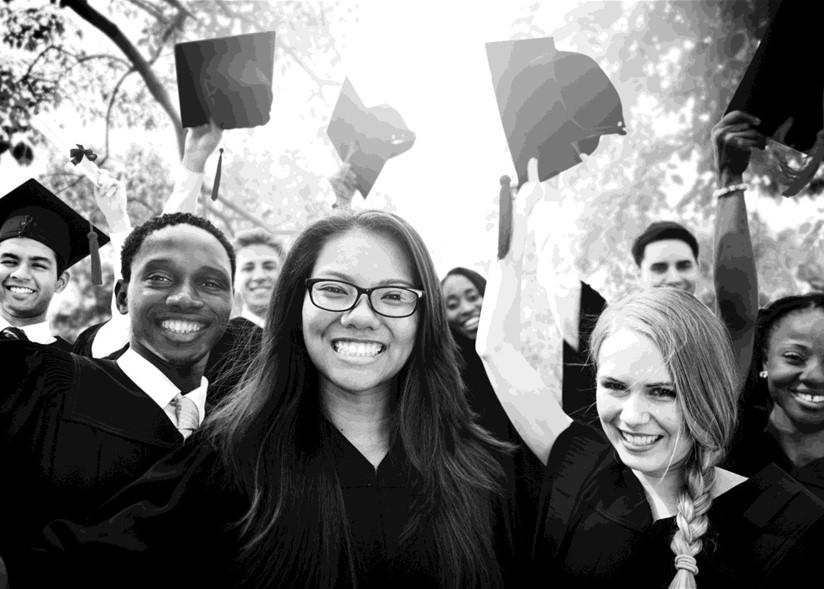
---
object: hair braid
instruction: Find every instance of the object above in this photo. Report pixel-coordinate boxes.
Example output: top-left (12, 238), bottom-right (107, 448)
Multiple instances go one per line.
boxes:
top-left (668, 451), bottom-right (716, 589)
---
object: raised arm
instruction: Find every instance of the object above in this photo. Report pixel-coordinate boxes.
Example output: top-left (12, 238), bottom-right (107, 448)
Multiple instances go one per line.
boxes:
top-left (88, 171), bottom-right (131, 357)
top-left (476, 160), bottom-right (572, 465)
top-left (163, 120), bottom-right (223, 215)
top-left (533, 185), bottom-right (583, 351)
top-left (711, 111), bottom-right (762, 387)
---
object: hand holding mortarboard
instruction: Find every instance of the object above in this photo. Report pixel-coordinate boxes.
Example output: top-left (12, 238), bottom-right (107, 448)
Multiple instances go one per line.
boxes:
top-left (182, 120), bottom-right (224, 173)
top-left (725, 0), bottom-right (824, 196)
top-left (712, 111), bottom-right (767, 178)
top-left (329, 158), bottom-right (360, 211)
top-left (486, 37), bottom-right (626, 187)
top-left (93, 169), bottom-right (130, 234)
top-left (326, 78), bottom-right (416, 199)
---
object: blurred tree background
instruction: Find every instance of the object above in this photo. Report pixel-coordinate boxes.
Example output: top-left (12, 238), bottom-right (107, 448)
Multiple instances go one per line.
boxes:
top-left (1, 0), bottom-right (822, 372)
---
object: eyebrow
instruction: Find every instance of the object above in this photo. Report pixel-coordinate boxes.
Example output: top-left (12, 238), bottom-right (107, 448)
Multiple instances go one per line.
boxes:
top-left (143, 258), bottom-right (231, 280)
top-left (599, 375), bottom-right (674, 388)
top-left (317, 270), bottom-right (415, 287)
top-left (1, 253), bottom-right (53, 264)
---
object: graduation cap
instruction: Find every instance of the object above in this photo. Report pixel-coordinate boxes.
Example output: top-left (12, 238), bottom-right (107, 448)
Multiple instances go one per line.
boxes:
top-left (0, 179), bottom-right (110, 284)
top-left (486, 37), bottom-right (626, 186)
top-left (326, 78), bottom-right (416, 198)
top-left (726, 0), bottom-right (824, 196)
top-left (175, 31), bottom-right (276, 130)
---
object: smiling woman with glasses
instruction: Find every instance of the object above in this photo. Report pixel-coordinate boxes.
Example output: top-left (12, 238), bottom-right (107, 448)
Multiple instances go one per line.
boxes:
top-left (36, 210), bottom-right (523, 589)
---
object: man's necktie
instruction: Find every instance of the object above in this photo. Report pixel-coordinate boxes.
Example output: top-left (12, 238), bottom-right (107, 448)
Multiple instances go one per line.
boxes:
top-left (169, 393), bottom-right (200, 440)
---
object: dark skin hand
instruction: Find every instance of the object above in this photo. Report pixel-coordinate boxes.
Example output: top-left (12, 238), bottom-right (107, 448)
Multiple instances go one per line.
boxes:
top-left (712, 110), bottom-right (767, 180)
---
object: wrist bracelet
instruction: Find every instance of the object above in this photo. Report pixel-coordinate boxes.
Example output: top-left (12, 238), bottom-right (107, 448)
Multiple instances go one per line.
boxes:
top-left (713, 183), bottom-right (748, 199)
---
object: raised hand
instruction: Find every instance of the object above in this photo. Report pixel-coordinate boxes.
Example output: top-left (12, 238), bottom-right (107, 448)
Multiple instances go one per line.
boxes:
top-left (94, 169), bottom-right (129, 233)
top-left (712, 110), bottom-right (766, 179)
top-left (507, 157), bottom-right (544, 261)
top-left (181, 120), bottom-right (224, 173)
top-left (329, 161), bottom-right (359, 211)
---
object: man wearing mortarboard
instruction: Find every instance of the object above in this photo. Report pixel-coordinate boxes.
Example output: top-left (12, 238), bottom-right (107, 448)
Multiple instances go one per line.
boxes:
top-left (0, 209), bottom-right (235, 585)
top-left (0, 179), bottom-right (108, 350)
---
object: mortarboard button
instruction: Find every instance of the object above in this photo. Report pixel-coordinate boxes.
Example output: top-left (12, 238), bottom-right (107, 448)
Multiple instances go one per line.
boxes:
top-left (726, 0), bottom-right (824, 196)
top-left (0, 179), bottom-right (110, 280)
top-left (326, 78), bottom-right (416, 198)
top-left (486, 37), bottom-right (626, 186)
top-left (175, 31), bottom-right (276, 130)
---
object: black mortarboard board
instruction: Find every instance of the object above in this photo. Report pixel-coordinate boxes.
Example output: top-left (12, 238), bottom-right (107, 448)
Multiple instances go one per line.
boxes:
top-left (326, 78), bottom-right (416, 198)
top-left (487, 37), bottom-right (626, 186)
top-left (726, 0), bottom-right (824, 195)
top-left (175, 31), bottom-right (276, 130)
top-left (0, 179), bottom-right (110, 272)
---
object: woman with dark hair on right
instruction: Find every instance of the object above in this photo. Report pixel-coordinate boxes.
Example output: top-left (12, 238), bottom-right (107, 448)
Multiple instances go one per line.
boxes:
top-left (30, 210), bottom-right (518, 589)
top-left (726, 293), bottom-right (824, 500)
top-left (476, 159), bottom-right (824, 588)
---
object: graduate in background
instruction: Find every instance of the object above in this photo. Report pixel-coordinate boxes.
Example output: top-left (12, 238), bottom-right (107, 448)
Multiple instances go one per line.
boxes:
top-left (0, 179), bottom-right (109, 349)
top-left (0, 211), bottom-right (235, 585)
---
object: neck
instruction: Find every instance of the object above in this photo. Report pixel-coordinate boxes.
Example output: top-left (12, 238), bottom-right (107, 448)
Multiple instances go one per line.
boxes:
top-left (131, 344), bottom-right (205, 392)
top-left (321, 379), bottom-right (393, 467)
top-left (1, 307), bottom-right (47, 327)
top-left (768, 407), bottom-right (824, 467)
top-left (631, 466), bottom-right (686, 520)
top-left (243, 304), bottom-right (266, 326)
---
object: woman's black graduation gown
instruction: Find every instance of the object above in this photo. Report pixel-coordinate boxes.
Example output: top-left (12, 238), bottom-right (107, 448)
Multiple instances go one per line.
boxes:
top-left (25, 419), bottom-right (522, 589)
top-left (534, 421), bottom-right (824, 588)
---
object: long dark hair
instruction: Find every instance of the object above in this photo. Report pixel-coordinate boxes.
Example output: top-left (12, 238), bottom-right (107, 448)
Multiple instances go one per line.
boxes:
top-left (203, 211), bottom-right (507, 588)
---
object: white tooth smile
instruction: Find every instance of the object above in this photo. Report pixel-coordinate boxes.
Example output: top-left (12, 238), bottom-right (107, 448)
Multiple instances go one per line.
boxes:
top-left (794, 392), bottom-right (824, 405)
top-left (333, 340), bottom-right (384, 357)
top-left (620, 431), bottom-right (661, 446)
top-left (8, 286), bottom-right (35, 294)
top-left (161, 319), bottom-right (205, 335)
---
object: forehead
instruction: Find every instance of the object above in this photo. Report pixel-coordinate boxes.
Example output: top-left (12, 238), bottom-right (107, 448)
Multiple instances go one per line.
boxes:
top-left (236, 242), bottom-right (281, 262)
top-left (442, 274), bottom-right (477, 297)
top-left (313, 228), bottom-right (414, 283)
top-left (769, 308), bottom-right (824, 349)
top-left (597, 327), bottom-right (672, 383)
top-left (134, 224), bottom-right (231, 272)
top-left (641, 239), bottom-right (695, 265)
top-left (0, 236), bottom-right (58, 264)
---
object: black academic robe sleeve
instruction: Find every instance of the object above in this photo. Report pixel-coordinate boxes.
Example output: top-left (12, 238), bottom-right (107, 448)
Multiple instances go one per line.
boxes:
top-left (21, 438), bottom-right (244, 589)
top-left (561, 282), bottom-right (607, 424)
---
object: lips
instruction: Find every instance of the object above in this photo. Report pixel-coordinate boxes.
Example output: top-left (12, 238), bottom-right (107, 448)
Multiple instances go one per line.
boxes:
top-left (159, 319), bottom-right (206, 337)
top-left (619, 429), bottom-right (663, 448)
top-left (6, 285), bottom-right (36, 295)
top-left (792, 390), bottom-right (824, 409)
top-left (462, 316), bottom-right (480, 331)
top-left (332, 339), bottom-right (385, 358)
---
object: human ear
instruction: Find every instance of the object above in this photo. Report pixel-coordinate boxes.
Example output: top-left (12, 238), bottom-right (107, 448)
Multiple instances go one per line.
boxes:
top-left (115, 279), bottom-right (129, 315)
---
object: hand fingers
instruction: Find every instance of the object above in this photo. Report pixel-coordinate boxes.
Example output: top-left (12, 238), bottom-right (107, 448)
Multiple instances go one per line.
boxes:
top-left (719, 110), bottom-right (761, 127)
top-left (527, 157), bottom-right (539, 184)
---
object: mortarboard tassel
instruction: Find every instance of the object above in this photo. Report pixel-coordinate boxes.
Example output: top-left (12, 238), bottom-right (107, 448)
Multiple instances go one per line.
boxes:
top-left (87, 218), bottom-right (102, 286)
top-left (779, 129), bottom-right (824, 197)
top-left (211, 147), bottom-right (224, 202)
top-left (497, 175), bottom-right (513, 260)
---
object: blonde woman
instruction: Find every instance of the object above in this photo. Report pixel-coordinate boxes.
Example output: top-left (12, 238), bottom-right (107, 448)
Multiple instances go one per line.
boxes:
top-left (477, 160), bottom-right (824, 588)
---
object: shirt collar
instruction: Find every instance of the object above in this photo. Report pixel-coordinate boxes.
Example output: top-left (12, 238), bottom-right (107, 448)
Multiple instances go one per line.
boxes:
top-left (0, 316), bottom-right (56, 344)
top-left (117, 348), bottom-right (208, 421)
top-left (240, 307), bottom-right (266, 328)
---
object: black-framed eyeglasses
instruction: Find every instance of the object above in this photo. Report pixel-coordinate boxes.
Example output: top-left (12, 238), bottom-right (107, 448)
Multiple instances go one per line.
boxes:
top-left (305, 278), bottom-right (424, 318)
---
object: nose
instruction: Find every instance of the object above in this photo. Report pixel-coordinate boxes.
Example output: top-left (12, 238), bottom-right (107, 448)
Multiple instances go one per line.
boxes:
top-left (166, 282), bottom-right (204, 310)
top-left (664, 267), bottom-right (683, 286)
top-left (250, 264), bottom-right (267, 281)
top-left (801, 356), bottom-right (824, 387)
top-left (457, 298), bottom-right (477, 317)
top-left (340, 293), bottom-right (380, 329)
top-left (620, 391), bottom-right (651, 426)
top-left (9, 264), bottom-right (32, 281)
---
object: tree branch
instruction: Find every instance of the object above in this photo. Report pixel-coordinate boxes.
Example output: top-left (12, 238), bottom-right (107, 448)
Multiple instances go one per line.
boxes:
top-left (104, 67), bottom-right (136, 158)
top-left (63, 0), bottom-right (185, 157)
